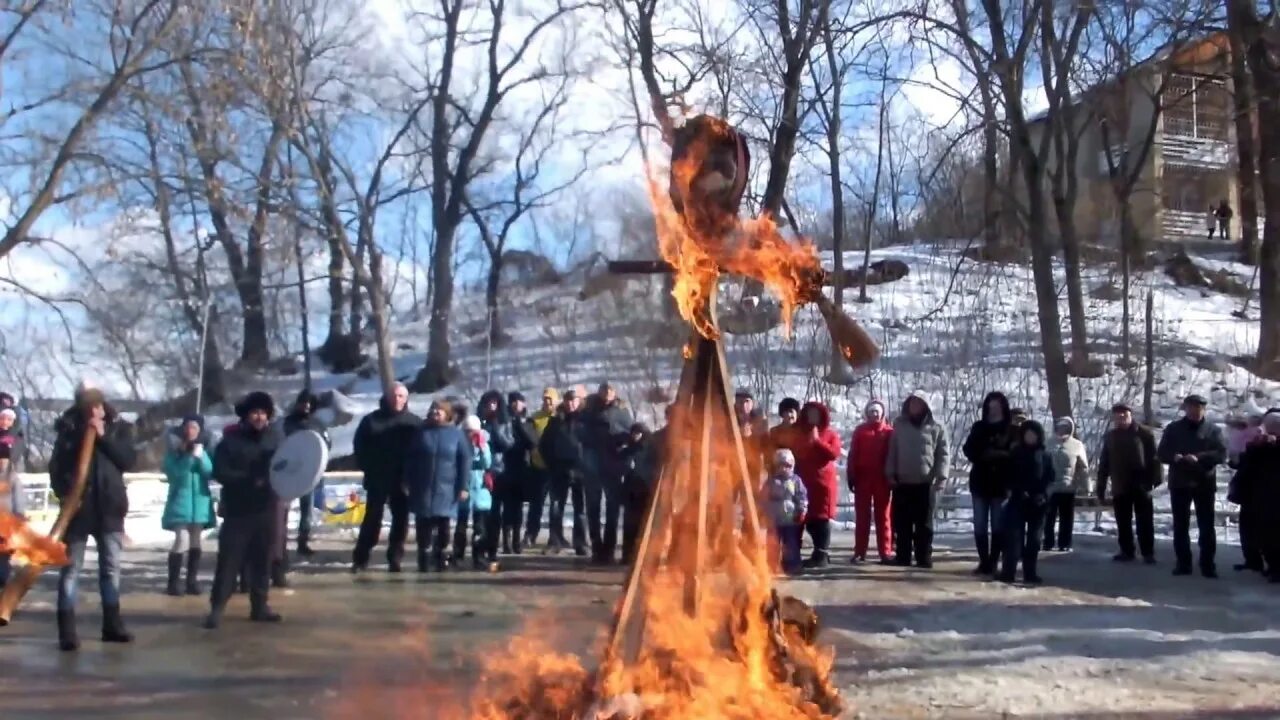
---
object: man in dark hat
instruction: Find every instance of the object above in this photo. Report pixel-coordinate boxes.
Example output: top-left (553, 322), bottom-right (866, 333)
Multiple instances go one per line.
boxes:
top-left (1157, 393), bottom-right (1227, 578)
top-left (206, 391), bottom-right (283, 629)
top-left (49, 379), bottom-right (137, 651)
top-left (276, 389), bottom-right (330, 574)
top-left (1097, 403), bottom-right (1161, 564)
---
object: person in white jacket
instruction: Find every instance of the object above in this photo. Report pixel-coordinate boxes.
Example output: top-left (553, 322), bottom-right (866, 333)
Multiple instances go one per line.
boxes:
top-left (1044, 417), bottom-right (1089, 552)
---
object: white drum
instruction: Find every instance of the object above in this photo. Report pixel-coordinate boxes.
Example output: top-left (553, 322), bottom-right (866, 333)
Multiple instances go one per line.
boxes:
top-left (270, 430), bottom-right (329, 501)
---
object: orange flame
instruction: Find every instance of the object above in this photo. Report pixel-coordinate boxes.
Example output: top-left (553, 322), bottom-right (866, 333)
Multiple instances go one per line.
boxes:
top-left (0, 511), bottom-right (69, 567)
top-left (650, 116), bottom-right (824, 340)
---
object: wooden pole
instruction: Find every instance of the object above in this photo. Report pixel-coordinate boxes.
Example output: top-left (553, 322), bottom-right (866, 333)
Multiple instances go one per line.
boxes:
top-left (0, 423), bottom-right (96, 625)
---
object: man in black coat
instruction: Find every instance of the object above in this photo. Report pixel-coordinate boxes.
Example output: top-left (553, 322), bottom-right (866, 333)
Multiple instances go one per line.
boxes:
top-left (50, 381), bottom-right (137, 652)
top-left (538, 388), bottom-right (590, 555)
top-left (493, 392), bottom-right (536, 554)
top-left (205, 391), bottom-right (283, 629)
top-left (1236, 411), bottom-right (1280, 582)
top-left (473, 390), bottom-right (516, 559)
top-left (1097, 403), bottom-right (1161, 563)
top-left (351, 383), bottom-right (421, 573)
top-left (582, 382), bottom-right (633, 564)
top-left (1157, 394), bottom-right (1227, 578)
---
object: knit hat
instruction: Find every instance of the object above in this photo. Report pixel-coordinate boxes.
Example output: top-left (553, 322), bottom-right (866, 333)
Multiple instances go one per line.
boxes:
top-left (542, 387), bottom-right (561, 404)
top-left (508, 391), bottom-right (526, 405)
top-left (295, 389), bottom-right (319, 410)
top-left (864, 399), bottom-right (886, 418)
top-left (0, 408), bottom-right (16, 423)
top-left (1111, 403), bottom-right (1133, 414)
top-left (74, 378), bottom-right (106, 409)
top-left (461, 415), bottom-right (482, 432)
top-left (778, 397), bottom-right (801, 415)
top-left (734, 387), bottom-right (754, 400)
top-left (235, 391), bottom-right (275, 419)
top-left (774, 448), bottom-right (796, 468)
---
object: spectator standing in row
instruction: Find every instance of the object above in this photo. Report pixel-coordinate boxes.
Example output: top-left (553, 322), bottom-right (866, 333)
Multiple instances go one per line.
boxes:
top-left (0, 408), bottom-right (26, 589)
top-left (351, 384), bottom-right (420, 573)
top-left (161, 415), bottom-right (215, 597)
top-left (522, 389), bottom-right (558, 548)
top-left (539, 387), bottom-right (589, 555)
top-left (1228, 411), bottom-right (1266, 572)
top-left (1157, 394), bottom-right (1226, 578)
top-left (619, 419), bottom-right (657, 563)
top-left (1097, 404), bottom-right (1160, 564)
top-left (582, 382), bottom-right (633, 564)
top-left (792, 401), bottom-right (842, 569)
top-left (273, 391), bottom-right (330, 588)
top-left (473, 391), bottom-right (513, 558)
top-left (0, 393), bottom-right (26, 471)
top-left (461, 415), bottom-right (496, 570)
top-left (962, 392), bottom-right (1016, 575)
top-left (405, 401), bottom-right (471, 572)
top-left (497, 392), bottom-right (537, 555)
top-left (763, 449), bottom-right (808, 575)
top-left (886, 392), bottom-right (950, 569)
top-left (734, 389), bottom-right (769, 481)
top-left (1001, 420), bottom-right (1053, 585)
top-left (1044, 416), bottom-right (1089, 552)
top-left (847, 400), bottom-right (893, 564)
top-left (1234, 410), bottom-right (1280, 582)
top-left (206, 391), bottom-right (281, 630)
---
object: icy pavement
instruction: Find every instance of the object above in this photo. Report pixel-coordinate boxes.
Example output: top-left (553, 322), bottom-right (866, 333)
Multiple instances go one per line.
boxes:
top-left (1, 530), bottom-right (1278, 719)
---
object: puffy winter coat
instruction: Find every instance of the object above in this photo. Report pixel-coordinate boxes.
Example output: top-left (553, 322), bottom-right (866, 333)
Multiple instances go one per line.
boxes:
top-left (761, 470), bottom-right (809, 528)
top-left (539, 409), bottom-right (589, 476)
top-left (353, 401), bottom-right (422, 492)
top-left (848, 419), bottom-right (893, 493)
top-left (529, 409), bottom-right (555, 470)
top-left (886, 394), bottom-right (950, 487)
top-left (477, 391), bottom-right (514, 477)
top-left (961, 391), bottom-right (1016, 499)
top-left (583, 396), bottom-right (634, 481)
top-left (213, 422), bottom-right (281, 518)
top-left (1233, 434), bottom-right (1280, 508)
top-left (1047, 417), bottom-right (1090, 495)
top-left (1157, 417), bottom-right (1227, 491)
top-left (405, 423), bottom-right (472, 519)
top-left (792, 402), bottom-right (842, 521)
top-left (465, 429), bottom-right (495, 512)
top-left (49, 406), bottom-right (137, 538)
top-left (162, 446), bottom-right (215, 530)
top-left (1008, 421), bottom-right (1055, 504)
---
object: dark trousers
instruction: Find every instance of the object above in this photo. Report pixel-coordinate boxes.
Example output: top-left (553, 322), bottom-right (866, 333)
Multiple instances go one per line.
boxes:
top-left (414, 516), bottom-right (450, 569)
top-left (1043, 492), bottom-right (1076, 550)
top-left (548, 470), bottom-right (587, 550)
top-left (621, 479), bottom-right (652, 563)
top-left (471, 509), bottom-right (494, 562)
top-left (452, 503), bottom-right (472, 560)
top-left (210, 511), bottom-right (273, 614)
top-left (1239, 501), bottom-right (1265, 570)
top-left (776, 524), bottom-right (803, 572)
top-left (296, 485), bottom-right (315, 545)
top-left (523, 469), bottom-right (550, 543)
top-left (1171, 485), bottom-right (1217, 570)
top-left (972, 494), bottom-right (1006, 570)
top-left (892, 484), bottom-right (935, 563)
top-left (1113, 490), bottom-right (1156, 559)
top-left (584, 480), bottom-right (621, 559)
top-left (488, 473), bottom-right (524, 548)
top-left (1001, 499), bottom-right (1046, 580)
top-left (352, 485), bottom-right (410, 567)
top-left (805, 518), bottom-right (831, 559)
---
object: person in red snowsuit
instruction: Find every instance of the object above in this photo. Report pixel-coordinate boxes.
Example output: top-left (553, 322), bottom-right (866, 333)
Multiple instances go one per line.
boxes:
top-left (848, 400), bottom-right (894, 564)
top-left (793, 401), bottom-right (842, 568)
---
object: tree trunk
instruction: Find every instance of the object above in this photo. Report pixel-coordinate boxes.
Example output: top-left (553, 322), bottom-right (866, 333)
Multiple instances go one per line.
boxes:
top-left (324, 231), bottom-right (346, 348)
top-left (349, 233), bottom-right (366, 338)
top-left (1053, 194), bottom-right (1091, 371)
top-left (1228, 24), bottom-right (1260, 265)
top-left (1022, 160), bottom-right (1073, 418)
top-left (981, 104), bottom-right (1001, 254)
top-left (417, 219), bottom-right (460, 391)
top-left (486, 254), bottom-right (505, 348)
top-left (294, 220), bottom-right (313, 389)
top-left (366, 247), bottom-right (396, 394)
top-left (1143, 290), bottom-right (1155, 426)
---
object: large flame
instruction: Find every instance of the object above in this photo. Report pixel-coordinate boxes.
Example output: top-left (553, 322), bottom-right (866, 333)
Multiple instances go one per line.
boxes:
top-left (0, 511), bottom-right (69, 567)
top-left (651, 116), bottom-right (825, 340)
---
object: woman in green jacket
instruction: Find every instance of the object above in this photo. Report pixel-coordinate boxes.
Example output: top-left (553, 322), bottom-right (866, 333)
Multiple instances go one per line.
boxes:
top-left (162, 415), bottom-right (215, 596)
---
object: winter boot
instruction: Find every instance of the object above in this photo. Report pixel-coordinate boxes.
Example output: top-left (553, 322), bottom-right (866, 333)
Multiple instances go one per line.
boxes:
top-left (511, 529), bottom-right (523, 555)
top-left (185, 549), bottom-right (203, 596)
top-left (57, 609), bottom-right (79, 652)
top-left (271, 560), bottom-right (289, 589)
top-left (802, 550), bottom-right (830, 570)
top-left (101, 605), bottom-right (134, 643)
top-left (250, 603), bottom-right (283, 623)
top-left (165, 552), bottom-right (184, 597)
top-left (1201, 564), bottom-right (1218, 579)
top-left (501, 527), bottom-right (513, 555)
top-left (297, 539), bottom-right (315, 558)
top-left (202, 610), bottom-right (222, 630)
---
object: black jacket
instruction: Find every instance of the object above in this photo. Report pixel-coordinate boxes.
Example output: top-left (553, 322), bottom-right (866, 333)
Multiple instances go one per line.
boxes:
top-left (503, 411), bottom-right (538, 476)
top-left (1157, 417), bottom-right (1226, 491)
top-left (1008, 421), bottom-right (1054, 506)
top-left (283, 410), bottom-right (331, 446)
top-left (584, 397), bottom-right (634, 473)
top-left (353, 404), bottom-right (422, 492)
top-left (213, 423), bottom-right (281, 517)
top-left (1097, 424), bottom-right (1161, 498)
top-left (961, 392), bottom-right (1017, 499)
top-left (1234, 436), bottom-right (1280, 507)
top-left (49, 406), bottom-right (136, 538)
top-left (539, 409), bottom-right (587, 474)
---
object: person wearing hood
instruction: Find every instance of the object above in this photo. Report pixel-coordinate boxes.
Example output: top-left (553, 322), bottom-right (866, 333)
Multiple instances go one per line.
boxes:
top-left (280, 390), bottom-right (330, 562)
top-left (523, 388), bottom-right (559, 548)
top-left (0, 398), bottom-right (25, 472)
top-left (1234, 410), bottom-right (1280, 582)
top-left (848, 400), bottom-right (894, 564)
top-left (47, 381), bottom-right (137, 651)
top-left (581, 382), bottom-right (634, 564)
top-left (792, 401), bottom-right (842, 568)
top-left (734, 389), bottom-right (770, 481)
top-left (352, 383), bottom-right (421, 573)
top-left (620, 417), bottom-right (661, 564)
top-left (538, 387), bottom-right (590, 555)
top-left (405, 401), bottom-right (472, 572)
top-left (1157, 394), bottom-right (1227, 578)
top-left (1097, 403), bottom-right (1161, 564)
top-left (1226, 412), bottom-right (1265, 573)
top-left (762, 448), bottom-right (809, 574)
top-left (885, 392), bottom-right (950, 568)
top-left (1044, 417), bottom-right (1089, 552)
top-left (459, 414), bottom-right (497, 570)
top-left (205, 391), bottom-right (283, 630)
top-left (1000, 420), bottom-right (1054, 584)
top-left (479, 390), bottom-right (524, 556)
top-left (0, 407), bottom-right (27, 589)
top-left (961, 392), bottom-right (1017, 575)
top-left (161, 415), bottom-right (215, 597)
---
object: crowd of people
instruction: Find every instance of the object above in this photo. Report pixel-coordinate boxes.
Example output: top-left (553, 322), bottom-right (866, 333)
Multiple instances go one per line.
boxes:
top-left (3, 379), bottom-right (1278, 654)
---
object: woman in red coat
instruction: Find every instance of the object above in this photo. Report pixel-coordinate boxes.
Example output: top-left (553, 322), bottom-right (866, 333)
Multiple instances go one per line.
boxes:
top-left (793, 401), bottom-right (842, 568)
top-left (848, 400), bottom-right (894, 563)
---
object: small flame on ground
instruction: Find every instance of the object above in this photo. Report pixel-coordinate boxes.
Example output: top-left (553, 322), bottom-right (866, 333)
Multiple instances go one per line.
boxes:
top-left (0, 511), bottom-right (69, 567)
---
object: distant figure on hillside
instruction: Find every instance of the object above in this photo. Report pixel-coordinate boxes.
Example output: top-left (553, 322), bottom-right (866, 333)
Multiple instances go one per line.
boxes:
top-left (1157, 394), bottom-right (1226, 579)
top-left (848, 400), bottom-right (894, 564)
top-left (1097, 403), bottom-right (1160, 564)
top-left (1215, 200), bottom-right (1234, 241)
top-left (885, 392), bottom-right (950, 569)
top-left (1207, 206), bottom-right (1219, 239)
